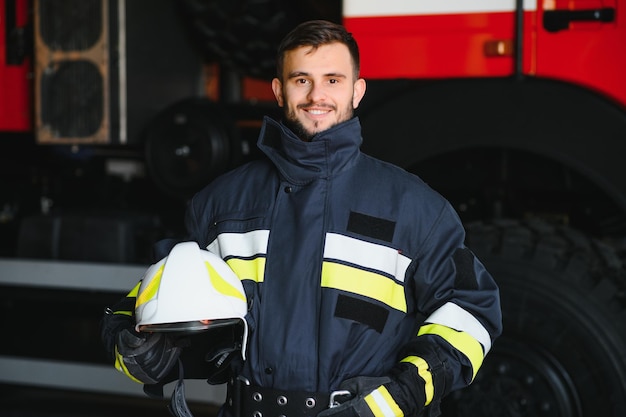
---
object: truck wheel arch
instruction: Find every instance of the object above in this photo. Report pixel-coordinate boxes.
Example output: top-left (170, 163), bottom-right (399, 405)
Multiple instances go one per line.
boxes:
top-left (358, 77), bottom-right (626, 214)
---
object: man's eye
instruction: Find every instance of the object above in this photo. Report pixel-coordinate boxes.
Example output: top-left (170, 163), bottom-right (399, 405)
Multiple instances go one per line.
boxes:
top-left (329, 79), bottom-right (338, 84)
top-left (296, 79), bottom-right (308, 84)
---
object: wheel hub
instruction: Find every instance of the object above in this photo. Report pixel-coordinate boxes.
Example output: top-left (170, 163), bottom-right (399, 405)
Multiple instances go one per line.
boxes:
top-left (443, 337), bottom-right (582, 417)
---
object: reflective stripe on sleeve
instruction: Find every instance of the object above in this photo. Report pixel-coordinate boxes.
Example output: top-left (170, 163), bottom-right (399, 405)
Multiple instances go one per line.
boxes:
top-left (207, 230), bottom-right (269, 259)
top-left (400, 356), bottom-right (434, 405)
top-left (425, 302), bottom-right (492, 353)
top-left (207, 230), bottom-right (270, 283)
top-left (226, 256), bottom-right (266, 283)
top-left (418, 323), bottom-right (484, 380)
top-left (364, 385), bottom-right (404, 417)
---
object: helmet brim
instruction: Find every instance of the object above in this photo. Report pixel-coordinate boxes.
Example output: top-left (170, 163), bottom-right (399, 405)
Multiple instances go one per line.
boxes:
top-left (137, 317), bottom-right (244, 334)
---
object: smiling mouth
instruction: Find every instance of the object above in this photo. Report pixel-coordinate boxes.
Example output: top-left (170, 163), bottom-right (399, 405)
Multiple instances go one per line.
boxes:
top-left (307, 109), bottom-right (331, 115)
top-left (299, 103), bottom-right (335, 115)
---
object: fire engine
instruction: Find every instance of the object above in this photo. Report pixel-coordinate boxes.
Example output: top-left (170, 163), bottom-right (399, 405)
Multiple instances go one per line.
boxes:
top-left (1, 0), bottom-right (625, 416)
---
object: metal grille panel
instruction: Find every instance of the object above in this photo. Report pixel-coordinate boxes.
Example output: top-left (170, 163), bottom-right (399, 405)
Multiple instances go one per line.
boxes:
top-left (40, 60), bottom-right (104, 137)
top-left (38, 0), bottom-right (103, 51)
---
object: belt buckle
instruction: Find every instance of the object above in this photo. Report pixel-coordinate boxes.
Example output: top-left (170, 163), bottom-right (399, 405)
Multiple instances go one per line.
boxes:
top-left (328, 390), bottom-right (352, 408)
top-left (237, 375), bottom-right (251, 386)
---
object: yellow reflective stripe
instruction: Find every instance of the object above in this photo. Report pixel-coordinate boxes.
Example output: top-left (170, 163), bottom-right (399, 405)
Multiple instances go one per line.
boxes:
top-left (365, 385), bottom-right (403, 417)
top-left (111, 282), bottom-right (142, 316)
top-left (321, 261), bottom-right (407, 312)
top-left (418, 323), bottom-right (484, 380)
top-left (135, 264), bottom-right (164, 308)
top-left (226, 257), bottom-right (266, 283)
top-left (425, 302), bottom-right (492, 353)
top-left (206, 261), bottom-right (246, 301)
top-left (114, 346), bottom-right (142, 384)
top-left (114, 310), bottom-right (133, 317)
top-left (324, 233), bottom-right (411, 283)
top-left (127, 281), bottom-right (141, 297)
top-left (401, 356), bottom-right (434, 405)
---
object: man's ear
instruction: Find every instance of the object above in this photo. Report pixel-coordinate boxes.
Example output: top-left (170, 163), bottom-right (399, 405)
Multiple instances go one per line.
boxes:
top-left (271, 78), bottom-right (284, 107)
top-left (352, 78), bottom-right (366, 109)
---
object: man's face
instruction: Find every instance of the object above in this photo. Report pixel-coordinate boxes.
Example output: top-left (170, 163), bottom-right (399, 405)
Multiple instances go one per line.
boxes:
top-left (271, 42), bottom-right (366, 141)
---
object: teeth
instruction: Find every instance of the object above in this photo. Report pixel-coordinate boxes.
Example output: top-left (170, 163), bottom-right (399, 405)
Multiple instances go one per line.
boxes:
top-left (308, 110), bottom-right (327, 115)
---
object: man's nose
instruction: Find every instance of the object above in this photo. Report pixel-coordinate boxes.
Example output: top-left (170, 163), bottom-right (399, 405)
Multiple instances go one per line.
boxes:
top-left (307, 82), bottom-right (326, 102)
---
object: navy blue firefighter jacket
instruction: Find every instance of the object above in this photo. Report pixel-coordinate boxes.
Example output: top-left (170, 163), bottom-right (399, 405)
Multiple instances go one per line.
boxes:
top-left (183, 115), bottom-right (502, 408)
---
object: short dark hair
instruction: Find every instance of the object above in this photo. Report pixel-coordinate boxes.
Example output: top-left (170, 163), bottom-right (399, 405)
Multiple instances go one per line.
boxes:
top-left (276, 20), bottom-right (360, 80)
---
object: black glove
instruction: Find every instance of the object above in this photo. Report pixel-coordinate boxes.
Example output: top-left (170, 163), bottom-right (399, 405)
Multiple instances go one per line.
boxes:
top-left (318, 366), bottom-right (427, 417)
top-left (115, 328), bottom-right (182, 384)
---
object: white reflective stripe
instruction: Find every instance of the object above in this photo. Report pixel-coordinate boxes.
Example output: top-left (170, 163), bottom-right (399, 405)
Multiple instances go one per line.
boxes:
top-left (425, 302), bottom-right (492, 354)
top-left (324, 233), bottom-right (411, 282)
top-left (207, 230), bottom-right (270, 258)
top-left (370, 389), bottom-right (397, 417)
top-left (344, 0), bottom-right (537, 17)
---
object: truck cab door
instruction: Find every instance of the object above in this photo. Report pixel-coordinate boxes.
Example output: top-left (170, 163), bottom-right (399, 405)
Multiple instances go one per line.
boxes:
top-left (534, 0), bottom-right (625, 105)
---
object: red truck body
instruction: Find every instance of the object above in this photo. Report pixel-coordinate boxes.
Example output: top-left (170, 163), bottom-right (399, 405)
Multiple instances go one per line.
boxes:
top-left (0, 0), bottom-right (30, 131)
top-left (344, 0), bottom-right (625, 107)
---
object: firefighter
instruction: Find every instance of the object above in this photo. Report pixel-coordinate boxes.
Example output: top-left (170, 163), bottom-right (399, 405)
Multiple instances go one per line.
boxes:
top-left (101, 20), bottom-right (502, 417)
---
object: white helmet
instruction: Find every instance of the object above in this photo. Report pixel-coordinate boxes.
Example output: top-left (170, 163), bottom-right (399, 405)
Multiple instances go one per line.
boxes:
top-left (135, 241), bottom-right (248, 358)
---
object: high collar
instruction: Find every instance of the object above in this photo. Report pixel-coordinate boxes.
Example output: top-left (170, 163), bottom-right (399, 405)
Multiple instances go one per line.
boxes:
top-left (257, 116), bottom-right (363, 185)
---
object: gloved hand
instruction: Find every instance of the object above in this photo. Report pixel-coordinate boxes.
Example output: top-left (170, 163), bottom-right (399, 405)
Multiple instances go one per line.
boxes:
top-left (319, 366), bottom-right (427, 417)
top-left (115, 328), bottom-right (182, 384)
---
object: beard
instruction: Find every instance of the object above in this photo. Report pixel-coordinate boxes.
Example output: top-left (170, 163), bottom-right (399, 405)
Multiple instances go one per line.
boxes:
top-left (282, 102), bottom-right (354, 142)
top-left (282, 115), bottom-right (316, 142)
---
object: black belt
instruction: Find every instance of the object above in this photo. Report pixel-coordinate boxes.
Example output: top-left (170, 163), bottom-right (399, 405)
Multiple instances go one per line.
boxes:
top-left (230, 377), bottom-right (338, 417)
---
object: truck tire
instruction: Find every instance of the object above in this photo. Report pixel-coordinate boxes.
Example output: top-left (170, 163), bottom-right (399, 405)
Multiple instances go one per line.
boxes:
top-left (178, 0), bottom-right (340, 80)
top-left (442, 219), bottom-right (626, 416)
